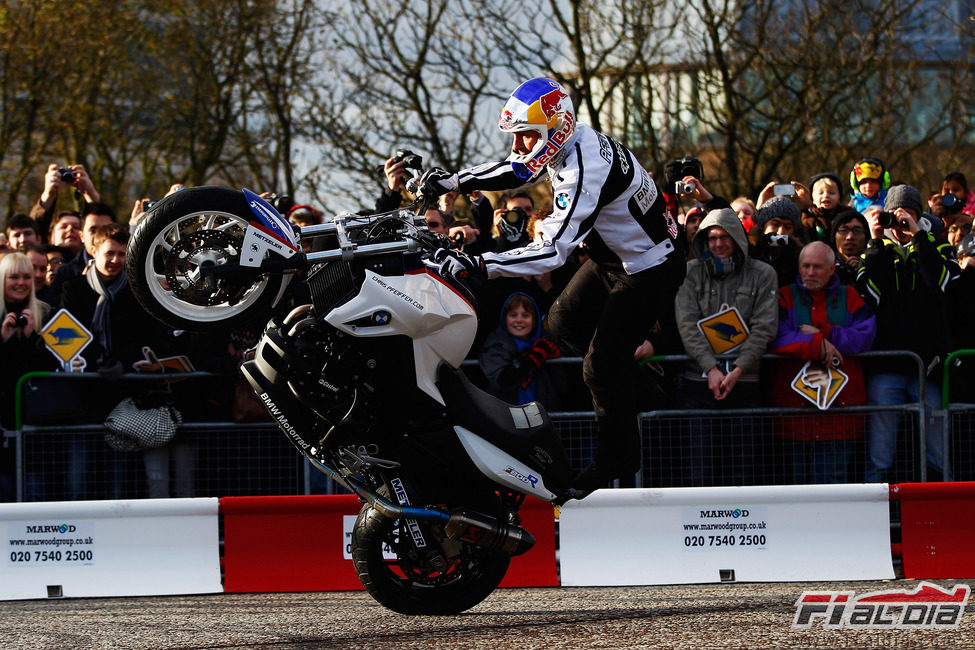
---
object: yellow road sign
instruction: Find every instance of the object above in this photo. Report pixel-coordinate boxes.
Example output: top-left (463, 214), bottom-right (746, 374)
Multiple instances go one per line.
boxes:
top-left (40, 308), bottom-right (93, 364)
top-left (791, 361), bottom-right (849, 410)
top-left (696, 305), bottom-right (750, 354)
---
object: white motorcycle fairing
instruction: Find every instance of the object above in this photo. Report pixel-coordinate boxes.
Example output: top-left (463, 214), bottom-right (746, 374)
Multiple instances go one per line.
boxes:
top-left (324, 268), bottom-right (477, 404)
top-left (453, 426), bottom-right (558, 501)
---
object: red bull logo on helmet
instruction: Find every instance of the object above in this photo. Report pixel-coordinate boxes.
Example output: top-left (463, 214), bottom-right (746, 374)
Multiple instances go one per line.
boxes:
top-left (524, 109), bottom-right (575, 175)
top-left (537, 87), bottom-right (568, 121)
top-left (499, 108), bottom-right (517, 130)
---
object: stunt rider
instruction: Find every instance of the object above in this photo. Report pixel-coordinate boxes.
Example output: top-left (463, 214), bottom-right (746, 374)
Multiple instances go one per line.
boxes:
top-left (418, 77), bottom-right (685, 494)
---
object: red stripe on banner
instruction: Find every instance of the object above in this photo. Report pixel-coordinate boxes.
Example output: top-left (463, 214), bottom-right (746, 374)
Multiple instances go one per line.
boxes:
top-left (501, 498), bottom-right (558, 588)
top-left (892, 481), bottom-right (975, 579)
top-left (220, 495), bottom-right (558, 593)
top-left (221, 495), bottom-right (363, 592)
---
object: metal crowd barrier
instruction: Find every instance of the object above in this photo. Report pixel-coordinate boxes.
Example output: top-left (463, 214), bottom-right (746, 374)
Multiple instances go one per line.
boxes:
top-left (6, 349), bottom-right (955, 502)
top-left (943, 349), bottom-right (975, 482)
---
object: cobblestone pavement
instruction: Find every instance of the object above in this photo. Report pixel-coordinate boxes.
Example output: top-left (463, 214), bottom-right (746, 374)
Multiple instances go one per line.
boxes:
top-left (1, 580), bottom-right (973, 649)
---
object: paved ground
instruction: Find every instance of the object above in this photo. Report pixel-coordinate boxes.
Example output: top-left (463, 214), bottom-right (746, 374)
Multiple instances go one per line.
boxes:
top-left (0, 580), bottom-right (973, 649)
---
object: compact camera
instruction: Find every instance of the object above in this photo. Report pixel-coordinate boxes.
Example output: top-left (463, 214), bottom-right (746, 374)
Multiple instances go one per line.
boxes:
top-left (768, 234), bottom-right (789, 247)
top-left (14, 313), bottom-right (28, 328)
top-left (142, 200), bottom-right (158, 212)
top-left (58, 167), bottom-right (76, 183)
top-left (675, 181), bottom-right (696, 195)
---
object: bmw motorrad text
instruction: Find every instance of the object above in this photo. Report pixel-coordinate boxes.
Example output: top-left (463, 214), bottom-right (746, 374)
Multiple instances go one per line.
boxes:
top-left (7, 522), bottom-right (95, 566)
top-left (681, 506), bottom-right (768, 550)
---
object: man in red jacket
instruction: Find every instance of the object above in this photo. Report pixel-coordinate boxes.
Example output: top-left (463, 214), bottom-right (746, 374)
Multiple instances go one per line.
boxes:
top-left (769, 241), bottom-right (876, 483)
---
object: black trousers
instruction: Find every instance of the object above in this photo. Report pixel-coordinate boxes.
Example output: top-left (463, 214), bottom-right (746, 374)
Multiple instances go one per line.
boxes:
top-left (547, 254), bottom-right (686, 469)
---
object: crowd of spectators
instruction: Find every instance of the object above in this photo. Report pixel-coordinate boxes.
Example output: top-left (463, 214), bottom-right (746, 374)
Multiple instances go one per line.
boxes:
top-left (1, 154), bottom-right (974, 502)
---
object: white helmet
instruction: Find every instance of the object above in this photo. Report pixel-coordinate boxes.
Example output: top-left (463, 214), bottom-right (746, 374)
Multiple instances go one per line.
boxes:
top-left (498, 78), bottom-right (576, 181)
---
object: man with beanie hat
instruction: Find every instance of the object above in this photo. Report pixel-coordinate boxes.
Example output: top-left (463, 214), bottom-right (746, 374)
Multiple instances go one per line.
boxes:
top-left (856, 183), bottom-right (961, 482)
top-left (753, 196), bottom-right (801, 234)
top-left (749, 196), bottom-right (803, 286)
top-left (675, 208), bottom-right (779, 485)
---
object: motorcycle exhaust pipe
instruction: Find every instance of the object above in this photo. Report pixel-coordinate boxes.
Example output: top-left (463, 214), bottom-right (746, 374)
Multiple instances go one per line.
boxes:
top-left (443, 511), bottom-right (536, 557)
top-left (307, 458), bottom-right (535, 557)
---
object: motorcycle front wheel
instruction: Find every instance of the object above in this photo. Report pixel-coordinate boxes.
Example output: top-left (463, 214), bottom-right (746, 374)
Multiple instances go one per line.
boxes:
top-left (127, 186), bottom-right (287, 331)
top-left (351, 501), bottom-right (511, 615)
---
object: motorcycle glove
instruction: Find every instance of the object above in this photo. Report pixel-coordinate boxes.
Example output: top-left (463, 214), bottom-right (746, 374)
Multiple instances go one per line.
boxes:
top-left (433, 247), bottom-right (483, 280)
top-left (413, 167), bottom-right (459, 199)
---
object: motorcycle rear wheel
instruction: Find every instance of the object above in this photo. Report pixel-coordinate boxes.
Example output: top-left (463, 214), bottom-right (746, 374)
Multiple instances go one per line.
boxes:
top-left (127, 186), bottom-right (286, 331)
top-left (351, 501), bottom-right (511, 615)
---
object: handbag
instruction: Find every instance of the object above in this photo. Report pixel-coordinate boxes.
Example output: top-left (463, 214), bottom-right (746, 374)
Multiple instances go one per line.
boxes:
top-left (104, 396), bottom-right (183, 452)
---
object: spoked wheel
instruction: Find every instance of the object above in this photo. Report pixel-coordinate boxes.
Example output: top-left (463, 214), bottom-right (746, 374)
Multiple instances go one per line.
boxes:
top-left (127, 186), bottom-right (287, 331)
top-left (351, 498), bottom-right (511, 615)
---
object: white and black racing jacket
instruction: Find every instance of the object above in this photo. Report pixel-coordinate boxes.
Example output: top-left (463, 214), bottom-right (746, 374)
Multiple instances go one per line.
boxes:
top-left (454, 123), bottom-right (680, 279)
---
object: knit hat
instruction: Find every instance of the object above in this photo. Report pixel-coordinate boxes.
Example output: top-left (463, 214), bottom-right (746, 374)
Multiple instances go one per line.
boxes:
top-left (809, 172), bottom-right (843, 200)
top-left (883, 184), bottom-right (923, 217)
top-left (287, 204), bottom-right (323, 225)
top-left (754, 196), bottom-right (801, 231)
top-left (850, 157), bottom-right (890, 191)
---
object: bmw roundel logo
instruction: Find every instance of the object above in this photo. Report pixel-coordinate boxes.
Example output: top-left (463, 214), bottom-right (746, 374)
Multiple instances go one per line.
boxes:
top-left (555, 192), bottom-right (570, 210)
top-left (373, 311), bottom-right (391, 325)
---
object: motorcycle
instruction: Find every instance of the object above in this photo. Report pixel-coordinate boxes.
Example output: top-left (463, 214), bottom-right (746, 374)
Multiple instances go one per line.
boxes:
top-left (126, 185), bottom-right (581, 614)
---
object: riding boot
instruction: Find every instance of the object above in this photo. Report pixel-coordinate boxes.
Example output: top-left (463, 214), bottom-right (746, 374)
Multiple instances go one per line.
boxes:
top-left (572, 412), bottom-right (641, 495)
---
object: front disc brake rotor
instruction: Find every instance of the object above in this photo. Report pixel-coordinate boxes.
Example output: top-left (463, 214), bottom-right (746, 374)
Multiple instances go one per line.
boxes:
top-left (165, 229), bottom-right (250, 306)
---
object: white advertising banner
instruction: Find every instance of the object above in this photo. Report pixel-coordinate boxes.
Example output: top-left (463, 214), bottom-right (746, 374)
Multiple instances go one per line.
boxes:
top-left (0, 498), bottom-right (222, 600)
top-left (559, 484), bottom-right (895, 586)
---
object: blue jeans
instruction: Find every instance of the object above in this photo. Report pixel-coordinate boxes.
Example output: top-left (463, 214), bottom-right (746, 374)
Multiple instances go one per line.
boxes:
top-left (788, 439), bottom-right (856, 484)
top-left (866, 372), bottom-right (945, 482)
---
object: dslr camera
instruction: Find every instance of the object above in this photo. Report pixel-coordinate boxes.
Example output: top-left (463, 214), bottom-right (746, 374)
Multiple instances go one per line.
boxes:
top-left (393, 149), bottom-right (423, 185)
top-left (58, 167), bottom-right (76, 183)
top-left (393, 149), bottom-right (423, 171)
top-left (265, 193), bottom-right (293, 215)
top-left (501, 206), bottom-right (528, 224)
top-left (663, 155), bottom-right (704, 196)
top-left (941, 193), bottom-right (964, 214)
top-left (877, 211), bottom-right (905, 229)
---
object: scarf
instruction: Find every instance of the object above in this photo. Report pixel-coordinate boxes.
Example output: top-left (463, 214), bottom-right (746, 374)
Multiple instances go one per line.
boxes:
top-left (851, 190), bottom-right (886, 215)
top-left (86, 261), bottom-right (128, 354)
top-left (703, 252), bottom-right (737, 279)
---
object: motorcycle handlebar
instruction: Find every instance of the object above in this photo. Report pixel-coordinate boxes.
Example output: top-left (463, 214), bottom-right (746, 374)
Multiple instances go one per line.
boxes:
top-left (296, 209), bottom-right (427, 238)
top-left (305, 238), bottom-right (419, 263)
top-left (288, 190), bottom-right (443, 266)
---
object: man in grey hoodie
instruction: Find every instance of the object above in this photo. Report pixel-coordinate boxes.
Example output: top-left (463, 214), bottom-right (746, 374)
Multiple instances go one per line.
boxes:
top-left (674, 208), bottom-right (779, 485)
